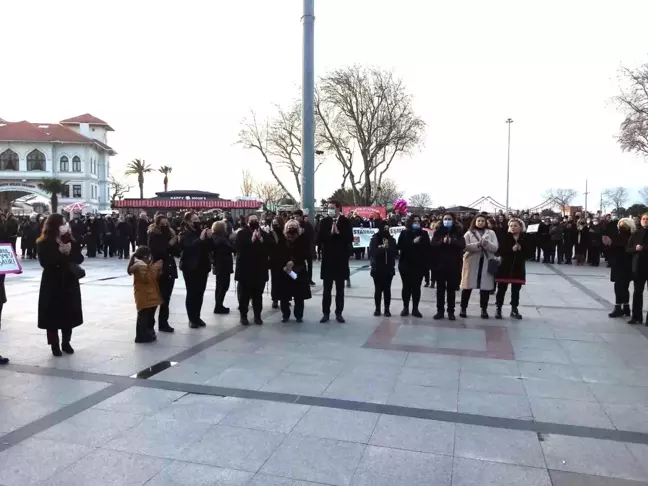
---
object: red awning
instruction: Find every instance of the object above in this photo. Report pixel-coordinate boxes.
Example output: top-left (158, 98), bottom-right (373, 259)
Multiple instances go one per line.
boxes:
top-left (113, 199), bottom-right (262, 209)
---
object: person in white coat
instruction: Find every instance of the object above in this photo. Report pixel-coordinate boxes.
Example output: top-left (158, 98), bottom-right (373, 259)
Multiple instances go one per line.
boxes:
top-left (460, 215), bottom-right (499, 318)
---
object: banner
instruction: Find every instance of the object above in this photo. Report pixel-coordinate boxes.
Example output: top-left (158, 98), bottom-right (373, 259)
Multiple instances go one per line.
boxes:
top-left (352, 226), bottom-right (433, 248)
top-left (0, 243), bottom-right (22, 275)
top-left (343, 206), bottom-right (386, 220)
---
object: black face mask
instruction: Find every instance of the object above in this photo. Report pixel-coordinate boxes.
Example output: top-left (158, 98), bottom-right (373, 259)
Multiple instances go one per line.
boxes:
top-left (249, 221), bottom-right (259, 230)
top-left (193, 222), bottom-right (202, 231)
top-left (272, 224), bottom-right (281, 232)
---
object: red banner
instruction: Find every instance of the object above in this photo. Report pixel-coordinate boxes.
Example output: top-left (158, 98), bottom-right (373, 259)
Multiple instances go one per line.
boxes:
top-left (343, 206), bottom-right (386, 220)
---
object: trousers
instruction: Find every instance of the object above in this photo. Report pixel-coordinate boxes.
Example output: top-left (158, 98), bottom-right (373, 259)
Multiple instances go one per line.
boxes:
top-left (136, 307), bottom-right (157, 339)
top-left (47, 328), bottom-right (72, 345)
top-left (400, 271), bottom-right (423, 310)
top-left (281, 299), bottom-right (304, 319)
top-left (158, 277), bottom-right (175, 326)
top-left (614, 280), bottom-right (630, 305)
top-left (460, 289), bottom-right (491, 310)
top-left (372, 274), bottom-right (393, 310)
top-left (435, 278), bottom-right (456, 312)
top-left (322, 278), bottom-right (345, 316)
top-left (632, 276), bottom-right (647, 319)
top-left (182, 270), bottom-right (209, 323)
top-left (214, 273), bottom-right (231, 309)
top-left (495, 283), bottom-right (521, 308)
top-left (238, 281), bottom-right (265, 317)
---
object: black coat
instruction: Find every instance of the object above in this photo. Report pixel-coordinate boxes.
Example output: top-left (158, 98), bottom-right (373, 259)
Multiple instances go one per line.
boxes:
top-left (0, 274), bottom-right (6, 306)
top-left (574, 228), bottom-right (589, 254)
top-left (137, 218), bottom-right (149, 246)
top-left (397, 228), bottom-right (430, 276)
top-left (234, 227), bottom-right (270, 284)
top-left (495, 233), bottom-right (527, 285)
top-left (272, 234), bottom-right (312, 301)
top-left (179, 227), bottom-right (212, 273)
top-left (37, 238), bottom-right (84, 330)
top-left (211, 234), bottom-right (234, 275)
top-left (368, 232), bottom-right (397, 277)
top-left (430, 224), bottom-right (465, 288)
top-left (588, 225), bottom-right (603, 249)
top-left (610, 228), bottom-right (633, 282)
top-left (317, 216), bottom-right (353, 280)
top-left (148, 225), bottom-right (180, 279)
top-left (628, 227), bottom-right (648, 278)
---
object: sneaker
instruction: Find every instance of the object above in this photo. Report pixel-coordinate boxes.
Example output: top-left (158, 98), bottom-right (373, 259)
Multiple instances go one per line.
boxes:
top-left (134, 335), bottom-right (156, 343)
top-left (510, 308), bottom-right (523, 320)
top-left (281, 315), bottom-right (290, 323)
top-left (608, 306), bottom-right (624, 318)
top-left (159, 324), bottom-right (175, 333)
top-left (214, 306), bottom-right (230, 314)
top-left (629, 317), bottom-right (643, 325)
top-left (188, 321), bottom-right (201, 329)
top-left (197, 320), bottom-right (207, 327)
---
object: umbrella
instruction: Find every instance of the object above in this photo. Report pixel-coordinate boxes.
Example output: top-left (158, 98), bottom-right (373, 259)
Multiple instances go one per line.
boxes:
top-left (62, 202), bottom-right (89, 213)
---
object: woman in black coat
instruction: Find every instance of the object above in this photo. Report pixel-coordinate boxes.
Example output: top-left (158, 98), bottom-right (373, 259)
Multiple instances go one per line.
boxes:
top-left (268, 217), bottom-right (286, 309)
top-left (574, 220), bottom-right (590, 265)
top-left (368, 221), bottom-right (397, 317)
top-left (37, 214), bottom-right (84, 356)
top-left (234, 214), bottom-right (271, 325)
top-left (607, 218), bottom-right (634, 318)
top-left (628, 213), bottom-right (648, 325)
top-left (495, 218), bottom-right (527, 319)
top-left (179, 212), bottom-right (213, 328)
top-left (211, 220), bottom-right (235, 314)
top-left (274, 220), bottom-right (312, 322)
top-left (430, 214), bottom-right (465, 320)
top-left (148, 214), bottom-right (180, 332)
top-left (397, 214), bottom-right (430, 318)
top-left (0, 274), bottom-right (8, 364)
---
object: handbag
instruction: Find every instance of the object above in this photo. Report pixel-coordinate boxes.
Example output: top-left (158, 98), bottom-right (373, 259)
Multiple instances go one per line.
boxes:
top-left (68, 262), bottom-right (86, 279)
top-left (471, 231), bottom-right (499, 276)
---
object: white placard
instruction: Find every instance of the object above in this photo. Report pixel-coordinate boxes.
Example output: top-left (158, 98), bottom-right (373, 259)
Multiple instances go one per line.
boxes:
top-left (0, 244), bottom-right (22, 275)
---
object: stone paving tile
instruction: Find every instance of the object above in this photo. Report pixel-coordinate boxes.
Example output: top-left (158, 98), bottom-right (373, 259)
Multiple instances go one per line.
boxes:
top-left (282, 357), bottom-right (347, 377)
top-left (350, 445), bottom-right (453, 486)
top-left (517, 361), bottom-right (583, 381)
top-left (541, 435), bottom-right (648, 481)
top-left (398, 366), bottom-right (460, 389)
top-left (261, 433), bottom-right (366, 486)
top-left (92, 387), bottom-right (186, 415)
top-left (41, 449), bottom-right (170, 486)
top-left (528, 396), bottom-right (615, 428)
top-left (144, 461), bottom-right (254, 486)
top-left (0, 438), bottom-right (94, 486)
top-left (35, 408), bottom-right (144, 447)
top-left (248, 475), bottom-right (325, 486)
top-left (460, 371), bottom-right (526, 395)
top-left (454, 424), bottom-right (545, 467)
top-left (0, 397), bottom-right (66, 433)
top-left (523, 377), bottom-right (597, 401)
top-left (627, 443), bottom-right (648, 479)
top-left (578, 366), bottom-right (648, 387)
top-left (181, 425), bottom-right (285, 472)
top-left (152, 363), bottom-right (226, 385)
top-left (549, 470), bottom-right (648, 486)
top-left (369, 415), bottom-right (455, 455)
top-left (153, 394), bottom-right (247, 424)
top-left (458, 390), bottom-right (533, 420)
top-left (323, 375), bottom-right (396, 404)
top-left (404, 353), bottom-right (462, 371)
top-left (292, 406), bottom-right (380, 443)
top-left (203, 366), bottom-right (282, 391)
top-left (387, 383), bottom-right (458, 411)
top-left (260, 371), bottom-right (335, 396)
top-left (603, 404), bottom-right (648, 433)
top-left (589, 383), bottom-right (648, 406)
top-left (460, 357), bottom-right (520, 376)
top-left (219, 399), bottom-right (310, 434)
top-left (452, 457), bottom-right (552, 486)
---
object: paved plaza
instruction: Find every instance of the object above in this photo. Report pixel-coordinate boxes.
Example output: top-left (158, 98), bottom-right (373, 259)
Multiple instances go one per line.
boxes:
top-left (1, 256), bottom-right (648, 485)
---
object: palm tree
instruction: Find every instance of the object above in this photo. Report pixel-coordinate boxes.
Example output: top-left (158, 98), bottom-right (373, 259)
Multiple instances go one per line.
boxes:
top-left (158, 165), bottom-right (173, 192)
top-left (124, 158), bottom-right (153, 199)
top-left (38, 177), bottom-right (69, 213)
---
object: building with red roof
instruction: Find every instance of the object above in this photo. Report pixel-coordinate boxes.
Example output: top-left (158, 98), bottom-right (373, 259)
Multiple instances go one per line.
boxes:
top-left (0, 114), bottom-right (115, 211)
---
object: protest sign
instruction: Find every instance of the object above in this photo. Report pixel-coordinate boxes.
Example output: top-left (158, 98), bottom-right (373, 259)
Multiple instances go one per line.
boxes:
top-left (526, 224), bottom-right (539, 234)
top-left (351, 226), bottom-right (433, 248)
top-left (0, 243), bottom-right (22, 275)
top-left (343, 206), bottom-right (387, 220)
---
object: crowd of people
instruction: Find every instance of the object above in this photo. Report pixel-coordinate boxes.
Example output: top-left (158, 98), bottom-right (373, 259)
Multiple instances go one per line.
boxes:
top-left (0, 204), bottom-right (646, 364)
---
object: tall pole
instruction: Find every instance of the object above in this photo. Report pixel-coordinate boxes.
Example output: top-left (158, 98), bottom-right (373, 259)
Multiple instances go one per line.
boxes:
top-left (584, 179), bottom-right (589, 215)
top-left (301, 0), bottom-right (315, 216)
top-left (505, 118), bottom-right (514, 213)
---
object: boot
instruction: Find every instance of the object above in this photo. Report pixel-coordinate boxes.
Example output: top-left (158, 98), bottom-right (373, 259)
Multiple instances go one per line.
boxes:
top-left (61, 342), bottom-right (74, 354)
top-left (159, 323), bottom-right (175, 333)
top-left (272, 301), bottom-right (279, 309)
top-left (240, 315), bottom-right (250, 326)
top-left (623, 304), bottom-right (631, 316)
top-left (608, 305), bottom-right (624, 318)
top-left (51, 343), bottom-right (62, 357)
top-left (433, 310), bottom-right (444, 320)
top-left (495, 306), bottom-right (503, 319)
top-left (412, 308), bottom-right (423, 318)
top-left (320, 314), bottom-right (330, 323)
top-left (400, 307), bottom-right (409, 317)
top-left (510, 307), bottom-right (523, 320)
top-left (448, 311), bottom-right (456, 321)
top-left (254, 316), bottom-right (263, 325)
top-left (384, 308), bottom-right (391, 317)
top-left (459, 307), bottom-right (467, 318)
top-left (134, 334), bottom-right (156, 343)
top-left (373, 308), bottom-right (381, 317)
top-left (481, 308), bottom-right (489, 319)
top-left (628, 316), bottom-right (643, 325)
top-left (0, 355), bottom-right (8, 365)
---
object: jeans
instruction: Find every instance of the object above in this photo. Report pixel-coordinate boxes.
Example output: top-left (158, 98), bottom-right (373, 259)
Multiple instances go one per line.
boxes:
top-left (322, 278), bottom-right (345, 316)
top-left (214, 273), bottom-right (231, 310)
top-left (372, 274), bottom-right (393, 311)
top-left (632, 276), bottom-right (647, 319)
top-left (461, 289), bottom-right (490, 310)
top-left (495, 283), bottom-right (522, 308)
top-left (158, 277), bottom-right (175, 326)
top-left (435, 278), bottom-right (456, 312)
top-left (182, 270), bottom-right (209, 323)
top-left (238, 281), bottom-right (264, 318)
top-left (400, 271), bottom-right (423, 310)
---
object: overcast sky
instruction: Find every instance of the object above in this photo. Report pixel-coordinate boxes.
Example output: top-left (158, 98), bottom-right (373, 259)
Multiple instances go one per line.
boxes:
top-left (2, 0), bottom-right (647, 211)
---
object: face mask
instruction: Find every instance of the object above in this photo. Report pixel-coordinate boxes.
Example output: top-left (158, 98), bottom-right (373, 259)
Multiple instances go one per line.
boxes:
top-left (443, 220), bottom-right (452, 228)
top-left (593, 221), bottom-right (599, 226)
top-left (412, 223), bottom-right (420, 230)
top-left (193, 222), bottom-right (202, 230)
top-left (59, 224), bottom-right (69, 235)
top-left (249, 221), bottom-right (259, 230)
top-left (327, 209), bottom-right (336, 217)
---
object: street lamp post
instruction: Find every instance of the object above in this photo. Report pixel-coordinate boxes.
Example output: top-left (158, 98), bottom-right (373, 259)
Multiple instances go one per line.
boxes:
top-left (301, 0), bottom-right (315, 216)
top-left (505, 118), bottom-right (513, 214)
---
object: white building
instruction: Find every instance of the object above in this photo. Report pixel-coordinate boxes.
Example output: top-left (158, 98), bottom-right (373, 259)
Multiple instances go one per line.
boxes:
top-left (0, 113), bottom-right (115, 212)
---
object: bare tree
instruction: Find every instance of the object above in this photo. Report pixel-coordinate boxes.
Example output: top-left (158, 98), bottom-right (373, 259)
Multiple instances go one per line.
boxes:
top-left (373, 178), bottom-right (405, 206)
top-left (316, 66), bottom-right (425, 205)
top-left (254, 182), bottom-right (284, 209)
top-left (616, 63), bottom-right (648, 160)
top-left (240, 170), bottom-right (255, 197)
top-left (237, 103), bottom-right (324, 204)
top-left (602, 186), bottom-right (629, 211)
top-left (409, 192), bottom-right (432, 208)
top-left (543, 188), bottom-right (578, 213)
top-left (639, 186), bottom-right (648, 205)
top-left (109, 176), bottom-right (132, 205)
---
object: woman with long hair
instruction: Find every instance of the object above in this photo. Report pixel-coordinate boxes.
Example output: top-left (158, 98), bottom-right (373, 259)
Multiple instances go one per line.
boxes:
top-left (368, 220), bottom-right (397, 316)
top-left (211, 220), bottom-right (235, 314)
top-left (268, 216), bottom-right (286, 310)
top-left (628, 213), bottom-right (648, 325)
top-left (608, 217), bottom-right (635, 318)
top-left (397, 214), bottom-right (430, 318)
top-left (494, 218), bottom-right (527, 319)
top-left (460, 214), bottom-right (499, 318)
top-left (37, 214), bottom-right (84, 356)
top-left (430, 213), bottom-right (465, 320)
top-left (148, 214), bottom-right (180, 332)
top-left (179, 212), bottom-right (213, 328)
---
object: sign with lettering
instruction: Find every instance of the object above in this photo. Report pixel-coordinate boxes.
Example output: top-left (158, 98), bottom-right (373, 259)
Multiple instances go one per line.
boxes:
top-left (0, 182), bottom-right (38, 189)
top-left (0, 244), bottom-right (22, 275)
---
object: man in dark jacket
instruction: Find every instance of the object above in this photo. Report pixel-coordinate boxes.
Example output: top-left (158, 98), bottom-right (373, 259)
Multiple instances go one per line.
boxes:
top-left (235, 214), bottom-right (270, 325)
top-left (316, 201), bottom-right (353, 323)
top-left (70, 215), bottom-right (86, 247)
top-left (136, 213), bottom-right (149, 247)
top-left (5, 213), bottom-right (18, 253)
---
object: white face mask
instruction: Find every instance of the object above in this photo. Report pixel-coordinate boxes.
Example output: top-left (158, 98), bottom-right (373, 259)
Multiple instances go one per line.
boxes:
top-left (59, 224), bottom-right (70, 236)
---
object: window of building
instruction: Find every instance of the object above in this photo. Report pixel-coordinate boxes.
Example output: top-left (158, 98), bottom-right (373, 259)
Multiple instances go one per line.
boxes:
top-left (27, 149), bottom-right (45, 171)
top-left (73, 185), bottom-right (82, 198)
top-left (0, 149), bottom-right (19, 171)
top-left (59, 155), bottom-right (69, 172)
top-left (61, 185), bottom-right (70, 198)
top-left (72, 156), bottom-right (81, 172)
